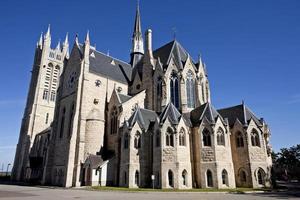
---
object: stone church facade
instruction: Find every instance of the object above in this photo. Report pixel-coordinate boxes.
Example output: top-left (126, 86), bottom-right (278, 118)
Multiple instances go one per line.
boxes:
top-left (12, 3), bottom-right (272, 189)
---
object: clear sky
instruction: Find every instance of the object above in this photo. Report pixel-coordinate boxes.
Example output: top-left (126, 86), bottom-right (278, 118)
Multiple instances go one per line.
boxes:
top-left (0, 0), bottom-right (299, 170)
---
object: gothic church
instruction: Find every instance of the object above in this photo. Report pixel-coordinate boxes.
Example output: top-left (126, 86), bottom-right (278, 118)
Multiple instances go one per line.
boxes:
top-left (12, 3), bottom-right (272, 189)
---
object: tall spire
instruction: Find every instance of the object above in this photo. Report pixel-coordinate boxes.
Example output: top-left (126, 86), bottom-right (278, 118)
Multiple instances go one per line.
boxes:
top-left (130, 0), bottom-right (144, 67)
top-left (38, 32), bottom-right (43, 48)
top-left (63, 32), bottom-right (69, 46)
top-left (45, 24), bottom-right (51, 39)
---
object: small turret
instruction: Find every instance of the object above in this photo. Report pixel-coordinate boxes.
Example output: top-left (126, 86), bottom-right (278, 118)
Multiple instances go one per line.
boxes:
top-left (37, 32), bottom-right (43, 49)
top-left (44, 24), bottom-right (51, 48)
top-left (83, 31), bottom-right (90, 64)
top-left (62, 33), bottom-right (69, 59)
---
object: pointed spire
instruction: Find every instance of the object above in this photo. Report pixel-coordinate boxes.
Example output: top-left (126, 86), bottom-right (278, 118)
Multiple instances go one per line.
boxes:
top-left (38, 32), bottom-right (43, 47)
top-left (45, 24), bottom-right (51, 39)
top-left (198, 53), bottom-right (203, 66)
top-left (133, 0), bottom-right (142, 38)
top-left (130, 0), bottom-right (144, 66)
top-left (85, 30), bottom-right (90, 44)
top-left (75, 33), bottom-right (79, 46)
top-left (56, 40), bottom-right (61, 50)
top-left (63, 32), bottom-right (69, 46)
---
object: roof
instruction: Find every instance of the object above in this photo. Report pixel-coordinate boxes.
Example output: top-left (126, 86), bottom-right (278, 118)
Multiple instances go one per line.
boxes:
top-left (218, 103), bottom-right (262, 127)
top-left (87, 47), bottom-right (132, 84)
top-left (159, 102), bottom-right (181, 125)
top-left (127, 107), bottom-right (158, 131)
top-left (118, 93), bottom-right (132, 103)
top-left (190, 102), bottom-right (224, 126)
top-left (85, 154), bottom-right (106, 169)
top-left (153, 40), bottom-right (189, 69)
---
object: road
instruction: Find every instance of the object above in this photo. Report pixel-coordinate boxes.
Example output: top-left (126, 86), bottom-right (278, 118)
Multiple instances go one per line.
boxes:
top-left (0, 184), bottom-right (299, 200)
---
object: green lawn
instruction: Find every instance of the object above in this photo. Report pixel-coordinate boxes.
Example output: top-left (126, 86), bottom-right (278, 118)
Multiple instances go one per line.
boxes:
top-left (90, 186), bottom-right (270, 193)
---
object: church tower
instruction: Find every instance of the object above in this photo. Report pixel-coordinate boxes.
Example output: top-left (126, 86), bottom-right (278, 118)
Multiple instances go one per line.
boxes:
top-left (12, 26), bottom-right (68, 181)
top-left (130, 2), bottom-right (144, 67)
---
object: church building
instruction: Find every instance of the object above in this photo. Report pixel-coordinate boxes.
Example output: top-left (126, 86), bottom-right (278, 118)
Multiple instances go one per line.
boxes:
top-left (12, 3), bottom-right (272, 189)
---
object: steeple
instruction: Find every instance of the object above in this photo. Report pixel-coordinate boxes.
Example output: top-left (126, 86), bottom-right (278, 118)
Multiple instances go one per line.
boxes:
top-left (130, 1), bottom-right (144, 67)
top-left (44, 24), bottom-right (51, 47)
top-left (38, 32), bottom-right (43, 48)
top-left (62, 33), bottom-right (69, 59)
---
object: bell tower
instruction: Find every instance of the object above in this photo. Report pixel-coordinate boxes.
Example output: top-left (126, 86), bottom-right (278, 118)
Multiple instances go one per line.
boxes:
top-left (12, 25), bottom-right (68, 181)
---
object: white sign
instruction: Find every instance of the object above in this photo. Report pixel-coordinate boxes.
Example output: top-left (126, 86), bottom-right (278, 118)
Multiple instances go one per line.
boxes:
top-left (151, 175), bottom-right (155, 180)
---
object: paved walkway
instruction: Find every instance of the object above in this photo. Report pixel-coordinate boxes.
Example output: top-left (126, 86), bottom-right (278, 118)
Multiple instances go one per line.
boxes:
top-left (0, 184), bottom-right (299, 200)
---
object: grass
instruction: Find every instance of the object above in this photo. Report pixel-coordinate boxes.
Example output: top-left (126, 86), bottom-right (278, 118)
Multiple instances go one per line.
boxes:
top-left (90, 186), bottom-right (271, 193)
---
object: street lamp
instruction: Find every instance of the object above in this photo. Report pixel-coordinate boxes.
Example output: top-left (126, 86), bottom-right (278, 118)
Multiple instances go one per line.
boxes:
top-left (6, 163), bottom-right (11, 177)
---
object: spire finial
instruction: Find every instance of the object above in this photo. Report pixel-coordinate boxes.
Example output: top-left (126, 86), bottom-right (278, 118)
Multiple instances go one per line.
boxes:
top-left (75, 33), bottom-right (79, 46)
top-left (38, 32), bottom-right (43, 47)
top-left (172, 27), bottom-right (177, 40)
top-left (64, 32), bottom-right (69, 45)
top-left (85, 30), bottom-right (90, 43)
top-left (45, 24), bottom-right (51, 38)
top-left (56, 39), bottom-right (61, 50)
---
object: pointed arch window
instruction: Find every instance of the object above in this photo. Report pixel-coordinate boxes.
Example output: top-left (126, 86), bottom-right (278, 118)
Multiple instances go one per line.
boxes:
top-left (206, 170), bottom-right (213, 187)
top-left (59, 107), bottom-right (66, 138)
top-left (202, 128), bottom-right (211, 147)
top-left (168, 170), bottom-right (174, 187)
top-left (166, 128), bottom-right (174, 147)
top-left (257, 168), bottom-right (265, 185)
top-left (110, 107), bottom-right (118, 135)
top-left (182, 170), bottom-right (187, 186)
top-left (156, 77), bottom-right (163, 111)
top-left (217, 128), bottom-right (225, 146)
top-left (251, 129), bottom-right (260, 147)
top-left (236, 131), bottom-right (244, 147)
top-left (222, 169), bottom-right (228, 186)
top-left (135, 170), bottom-right (140, 186)
top-left (239, 169), bottom-right (247, 183)
top-left (186, 71), bottom-right (195, 108)
top-left (134, 131), bottom-right (141, 149)
top-left (170, 72), bottom-right (179, 109)
top-left (179, 128), bottom-right (186, 146)
top-left (68, 103), bottom-right (75, 136)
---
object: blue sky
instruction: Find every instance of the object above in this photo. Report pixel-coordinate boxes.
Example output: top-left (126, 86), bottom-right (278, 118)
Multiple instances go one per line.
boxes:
top-left (0, 0), bottom-right (299, 169)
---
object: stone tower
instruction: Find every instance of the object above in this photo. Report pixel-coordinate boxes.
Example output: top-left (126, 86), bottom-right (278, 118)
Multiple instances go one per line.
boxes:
top-left (11, 25), bottom-right (68, 181)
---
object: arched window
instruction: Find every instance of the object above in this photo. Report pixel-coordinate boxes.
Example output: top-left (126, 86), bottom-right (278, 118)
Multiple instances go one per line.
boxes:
top-left (186, 71), bottom-right (195, 108)
top-left (110, 107), bottom-right (118, 135)
top-left (170, 72), bottom-right (179, 109)
top-left (157, 77), bottom-right (162, 111)
top-left (206, 170), bottom-right (213, 187)
top-left (59, 107), bottom-right (66, 138)
top-left (156, 131), bottom-right (160, 147)
top-left (217, 128), bottom-right (225, 146)
top-left (166, 128), bottom-right (174, 147)
top-left (45, 113), bottom-right (49, 124)
top-left (205, 81), bottom-right (209, 101)
top-left (68, 103), bottom-right (75, 136)
top-left (222, 169), bottom-right (228, 186)
top-left (236, 131), bottom-right (244, 147)
top-left (135, 170), bottom-right (139, 186)
top-left (251, 129), bottom-right (260, 147)
top-left (134, 131), bottom-right (141, 149)
top-left (43, 89), bottom-right (49, 100)
top-left (182, 170), bottom-right (187, 186)
top-left (44, 63), bottom-right (60, 102)
top-left (257, 168), bottom-right (265, 185)
top-left (168, 170), bottom-right (174, 187)
top-left (202, 128), bottom-right (211, 146)
top-left (239, 169), bottom-right (247, 183)
top-left (124, 133), bottom-right (129, 149)
top-left (179, 128), bottom-right (186, 146)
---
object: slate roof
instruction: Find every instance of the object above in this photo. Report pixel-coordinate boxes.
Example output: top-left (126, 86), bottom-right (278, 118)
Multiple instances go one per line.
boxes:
top-left (190, 102), bottom-right (224, 126)
top-left (159, 102), bottom-right (182, 125)
top-left (85, 46), bottom-right (132, 84)
top-left (153, 40), bottom-right (189, 69)
top-left (218, 103), bottom-right (262, 127)
top-left (118, 93), bottom-right (132, 103)
top-left (127, 107), bottom-right (158, 131)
